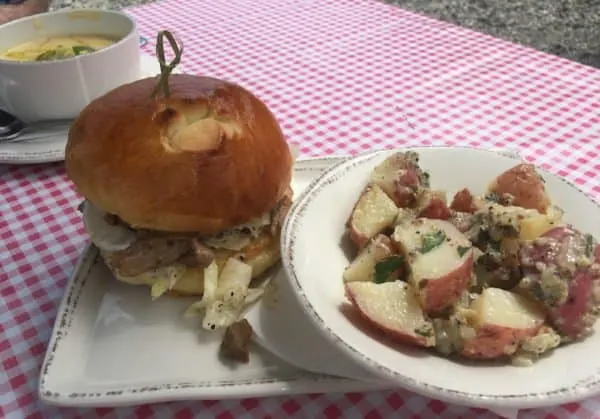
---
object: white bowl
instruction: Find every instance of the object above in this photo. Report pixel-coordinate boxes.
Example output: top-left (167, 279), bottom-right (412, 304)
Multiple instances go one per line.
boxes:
top-left (0, 9), bottom-right (141, 123)
top-left (281, 146), bottom-right (600, 409)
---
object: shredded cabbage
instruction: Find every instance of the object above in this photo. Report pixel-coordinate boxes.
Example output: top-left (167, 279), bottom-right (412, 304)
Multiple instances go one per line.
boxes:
top-left (244, 278), bottom-right (272, 305)
top-left (183, 257), bottom-right (256, 330)
top-left (203, 212), bottom-right (271, 251)
top-left (183, 261), bottom-right (219, 318)
top-left (149, 265), bottom-right (186, 300)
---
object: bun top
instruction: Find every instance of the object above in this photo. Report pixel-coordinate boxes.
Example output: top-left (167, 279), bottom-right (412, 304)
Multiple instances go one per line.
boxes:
top-left (65, 74), bottom-right (293, 235)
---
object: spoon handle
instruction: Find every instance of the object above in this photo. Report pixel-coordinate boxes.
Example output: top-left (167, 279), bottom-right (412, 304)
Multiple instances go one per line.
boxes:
top-left (1, 123), bottom-right (71, 144)
top-left (20, 119), bottom-right (73, 134)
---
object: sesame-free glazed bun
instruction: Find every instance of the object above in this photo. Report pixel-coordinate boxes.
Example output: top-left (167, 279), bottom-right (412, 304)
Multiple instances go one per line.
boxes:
top-left (65, 74), bottom-right (293, 235)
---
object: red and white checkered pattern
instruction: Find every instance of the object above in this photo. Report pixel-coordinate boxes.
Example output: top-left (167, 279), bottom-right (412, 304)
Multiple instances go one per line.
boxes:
top-left (1, 0), bottom-right (599, 417)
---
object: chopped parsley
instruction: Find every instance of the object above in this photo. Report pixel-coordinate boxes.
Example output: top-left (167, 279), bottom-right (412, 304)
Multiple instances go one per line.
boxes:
top-left (421, 171), bottom-right (431, 188)
top-left (420, 230), bottom-right (446, 253)
top-left (488, 239), bottom-right (501, 252)
top-left (414, 324), bottom-right (434, 337)
top-left (374, 255), bottom-right (405, 284)
top-left (457, 245), bottom-right (471, 257)
top-left (484, 192), bottom-right (500, 203)
top-left (585, 234), bottom-right (595, 258)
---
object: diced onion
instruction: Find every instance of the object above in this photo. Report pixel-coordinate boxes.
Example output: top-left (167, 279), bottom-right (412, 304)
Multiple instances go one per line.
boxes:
top-left (215, 258), bottom-right (253, 298)
top-left (183, 261), bottom-right (219, 318)
top-left (149, 266), bottom-right (186, 300)
top-left (183, 257), bottom-right (256, 331)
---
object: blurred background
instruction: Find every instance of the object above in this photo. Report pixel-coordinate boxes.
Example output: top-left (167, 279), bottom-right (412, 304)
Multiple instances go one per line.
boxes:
top-left (12, 0), bottom-right (600, 69)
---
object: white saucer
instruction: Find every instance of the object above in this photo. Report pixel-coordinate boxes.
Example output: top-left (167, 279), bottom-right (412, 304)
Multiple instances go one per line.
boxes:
top-left (241, 157), bottom-right (379, 381)
top-left (0, 53), bottom-right (164, 165)
top-left (246, 265), bottom-right (385, 383)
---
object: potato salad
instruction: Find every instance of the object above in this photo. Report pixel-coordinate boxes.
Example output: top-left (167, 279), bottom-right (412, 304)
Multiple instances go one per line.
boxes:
top-left (342, 151), bottom-right (600, 366)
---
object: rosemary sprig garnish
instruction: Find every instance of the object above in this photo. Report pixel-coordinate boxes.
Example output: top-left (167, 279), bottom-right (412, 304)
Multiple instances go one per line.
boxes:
top-left (151, 30), bottom-right (183, 98)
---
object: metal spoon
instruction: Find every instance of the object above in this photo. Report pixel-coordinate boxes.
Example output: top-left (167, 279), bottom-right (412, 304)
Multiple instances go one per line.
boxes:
top-left (0, 109), bottom-right (72, 143)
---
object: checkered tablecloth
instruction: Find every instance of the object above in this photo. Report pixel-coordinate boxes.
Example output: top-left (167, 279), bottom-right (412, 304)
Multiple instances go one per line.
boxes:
top-left (1, 0), bottom-right (600, 417)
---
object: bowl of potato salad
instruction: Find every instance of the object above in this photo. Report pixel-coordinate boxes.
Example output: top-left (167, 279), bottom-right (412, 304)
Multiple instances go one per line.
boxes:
top-left (281, 146), bottom-right (600, 409)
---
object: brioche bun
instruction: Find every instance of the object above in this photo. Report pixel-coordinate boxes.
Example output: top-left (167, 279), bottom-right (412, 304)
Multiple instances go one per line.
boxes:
top-left (66, 74), bottom-right (293, 235)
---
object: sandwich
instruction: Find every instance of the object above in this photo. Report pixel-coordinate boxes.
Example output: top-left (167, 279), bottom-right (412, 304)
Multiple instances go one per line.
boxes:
top-left (65, 72), bottom-right (294, 361)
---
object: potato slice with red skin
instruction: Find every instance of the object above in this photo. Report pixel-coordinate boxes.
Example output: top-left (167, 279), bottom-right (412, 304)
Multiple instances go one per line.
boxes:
top-left (393, 218), bottom-right (474, 313)
top-left (346, 184), bottom-right (398, 249)
top-left (450, 188), bottom-right (477, 214)
top-left (343, 234), bottom-right (395, 283)
top-left (417, 190), bottom-right (452, 220)
top-left (549, 268), bottom-right (600, 340)
top-left (519, 225), bottom-right (600, 340)
top-left (461, 288), bottom-right (546, 359)
top-left (370, 151), bottom-right (428, 208)
top-left (345, 281), bottom-right (435, 347)
top-left (487, 163), bottom-right (551, 214)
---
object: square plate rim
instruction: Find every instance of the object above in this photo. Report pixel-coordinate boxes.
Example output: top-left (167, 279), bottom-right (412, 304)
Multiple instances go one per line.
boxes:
top-left (37, 155), bottom-right (397, 408)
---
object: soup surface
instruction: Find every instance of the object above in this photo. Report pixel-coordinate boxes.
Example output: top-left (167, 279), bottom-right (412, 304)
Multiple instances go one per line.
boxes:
top-left (0, 35), bottom-right (116, 62)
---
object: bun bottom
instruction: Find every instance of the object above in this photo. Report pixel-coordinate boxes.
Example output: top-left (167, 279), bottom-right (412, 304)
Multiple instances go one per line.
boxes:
top-left (101, 232), bottom-right (281, 296)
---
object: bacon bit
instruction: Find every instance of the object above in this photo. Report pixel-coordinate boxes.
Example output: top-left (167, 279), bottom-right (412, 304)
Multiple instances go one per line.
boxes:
top-left (418, 195), bottom-right (451, 220)
top-left (450, 188), bottom-right (477, 214)
top-left (220, 319), bottom-right (254, 363)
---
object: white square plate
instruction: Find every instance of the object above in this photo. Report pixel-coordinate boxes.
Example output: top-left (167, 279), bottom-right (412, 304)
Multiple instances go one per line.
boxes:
top-left (38, 156), bottom-right (391, 408)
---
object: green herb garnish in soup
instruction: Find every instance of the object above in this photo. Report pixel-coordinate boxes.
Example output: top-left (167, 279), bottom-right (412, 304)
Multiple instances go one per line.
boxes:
top-left (0, 35), bottom-right (116, 62)
top-left (72, 45), bottom-right (96, 56)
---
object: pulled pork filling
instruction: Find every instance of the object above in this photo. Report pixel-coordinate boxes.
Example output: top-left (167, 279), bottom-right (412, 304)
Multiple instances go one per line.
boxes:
top-left (80, 188), bottom-right (293, 277)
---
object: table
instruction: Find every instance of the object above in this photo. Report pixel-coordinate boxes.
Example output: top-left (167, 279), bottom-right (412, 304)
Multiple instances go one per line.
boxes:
top-left (2, 0), bottom-right (600, 417)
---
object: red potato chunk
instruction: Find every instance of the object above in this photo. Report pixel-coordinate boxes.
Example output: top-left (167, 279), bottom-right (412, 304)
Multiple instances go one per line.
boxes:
top-left (519, 225), bottom-right (600, 340)
top-left (461, 288), bottom-right (546, 359)
top-left (417, 190), bottom-right (452, 220)
top-left (510, 325), bottom-right (561, 366)
top-left (550, 269), bottom-right (599, 340)
top-left (450, 188), bottom-right (477, 214)
top-left (487, 163), bottom-right (551, 214)
top-left (393, 218), bottom-right (474, 314)
top-left (343, 235), bottom-right (395, 283)
top-left (370, 151), bottom-right (429, 208)
top-left (345, 281), bottom-right (436, 347)
top-left (346, 184), bottom-right (398, 249)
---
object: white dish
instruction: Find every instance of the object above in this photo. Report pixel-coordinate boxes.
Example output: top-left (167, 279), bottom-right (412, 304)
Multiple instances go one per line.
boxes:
top-left (0, 53), bottom-right (165, 165)
top-left (281, 146), bottom-right (600, 410)
top-left (246, 157), bottom-right (383, 383)
top-left (247, 265), bottom-right (383, 383)
top-left (0, 9), bottom-right (141, 123)
top-left (38, 157), bottom-right (392, 408)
